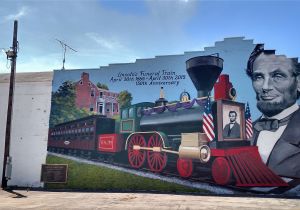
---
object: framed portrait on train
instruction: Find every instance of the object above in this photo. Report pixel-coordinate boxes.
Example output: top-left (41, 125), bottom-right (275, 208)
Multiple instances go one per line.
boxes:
top-left (215, 100), bottom-right (246, 141)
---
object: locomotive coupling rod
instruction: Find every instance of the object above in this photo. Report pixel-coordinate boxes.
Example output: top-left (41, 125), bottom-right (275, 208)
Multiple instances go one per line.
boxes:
top-left (133, 145), bottom-right (179, 154)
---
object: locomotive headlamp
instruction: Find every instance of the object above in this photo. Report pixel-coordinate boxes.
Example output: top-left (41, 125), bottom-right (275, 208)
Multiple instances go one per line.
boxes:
top-left (229, 87), bottom-right (237, 101)
top-left (199, 145), bottom-right (211, 163)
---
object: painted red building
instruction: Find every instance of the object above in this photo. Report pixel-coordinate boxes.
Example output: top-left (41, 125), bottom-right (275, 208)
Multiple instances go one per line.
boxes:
top-left (75, 72), bottom-right (119, 117)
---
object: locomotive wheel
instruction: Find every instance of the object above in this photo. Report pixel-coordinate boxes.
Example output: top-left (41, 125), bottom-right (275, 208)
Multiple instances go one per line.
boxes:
top-left (212, 157), bottom-right (232, 185)
top-left (147, 133), bottom-right (167, 173)
top-left (177, 158), bottom-right (193, 178)
top-left (127, 134), bottom-right (147, 168)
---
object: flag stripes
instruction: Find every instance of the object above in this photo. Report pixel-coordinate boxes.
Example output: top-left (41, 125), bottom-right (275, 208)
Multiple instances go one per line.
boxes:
top-left (245, 103), bottom-right (253, 139)
top-left (203, 94), bottom-right (215, 141)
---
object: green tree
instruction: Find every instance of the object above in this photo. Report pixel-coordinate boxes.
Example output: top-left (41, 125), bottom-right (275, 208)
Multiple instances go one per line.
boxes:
top-left (117, 90), bottom-right (132, 109)
top-left (96, 82), bottom-right (109, 90)
top-left (49, 80), bottom-right (91, 127)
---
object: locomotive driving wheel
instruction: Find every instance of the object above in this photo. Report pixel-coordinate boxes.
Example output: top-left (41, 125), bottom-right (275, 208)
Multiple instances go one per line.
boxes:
top-left (127, 134), bottom-right (147, 168)
top-left (147, 133), bottom-right (167, 173)
top-left (177, 158), bottom-right (193, 178)
top-left (212, 157), bottom-right (232, 185)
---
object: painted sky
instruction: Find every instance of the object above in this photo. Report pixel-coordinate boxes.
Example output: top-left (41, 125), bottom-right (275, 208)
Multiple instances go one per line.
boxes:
top-left (0, 0), bottom-right (299, 73)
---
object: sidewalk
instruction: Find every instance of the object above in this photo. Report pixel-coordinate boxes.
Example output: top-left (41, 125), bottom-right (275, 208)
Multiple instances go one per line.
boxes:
top-left (0, 189), bottom-right (299, 210)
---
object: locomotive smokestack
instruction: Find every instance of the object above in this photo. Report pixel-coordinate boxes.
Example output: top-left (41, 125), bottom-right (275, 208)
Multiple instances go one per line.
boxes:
top-left (186, 55), bottom-right (223, 98)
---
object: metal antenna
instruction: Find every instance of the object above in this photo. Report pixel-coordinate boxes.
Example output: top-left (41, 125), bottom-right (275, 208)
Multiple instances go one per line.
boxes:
top-left (55, 39), bottom-right (77, 70)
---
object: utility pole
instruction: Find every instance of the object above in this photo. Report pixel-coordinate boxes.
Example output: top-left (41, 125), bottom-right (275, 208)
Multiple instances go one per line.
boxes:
top-left (2, 20), bottom-right (18, 189)
top-left (55, 39), bottom-right (77, 70)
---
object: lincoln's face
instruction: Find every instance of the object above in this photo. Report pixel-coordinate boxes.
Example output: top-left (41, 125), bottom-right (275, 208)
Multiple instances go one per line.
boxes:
top-left (252, 53), bottom-right (299, 117)
top-left (229, 112), bottom-right (237, 123)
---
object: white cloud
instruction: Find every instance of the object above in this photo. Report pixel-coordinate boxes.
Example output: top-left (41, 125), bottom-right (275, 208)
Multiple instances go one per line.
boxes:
top-left (10, 54), bottom-right (79, 72)
top-left (4, 6), bottom-right (29, 22)
top-left (85, 33), bottom-right (124, 50)
top-left (1, 1), bottom-right (199, 71)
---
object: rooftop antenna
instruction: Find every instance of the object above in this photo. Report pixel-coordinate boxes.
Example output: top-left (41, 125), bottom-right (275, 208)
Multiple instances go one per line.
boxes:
top-left (55, 39), bottom-right (77, 70)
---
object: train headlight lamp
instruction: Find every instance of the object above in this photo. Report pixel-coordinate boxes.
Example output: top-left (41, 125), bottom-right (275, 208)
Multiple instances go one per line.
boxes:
top-left (229, 87), bottom-right (237, 101)
top-left (199, 145), bottom-right (211, 163)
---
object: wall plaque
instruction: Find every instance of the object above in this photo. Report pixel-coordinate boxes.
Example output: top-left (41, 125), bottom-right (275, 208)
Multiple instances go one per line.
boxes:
top-left (41, 164), bottom-right (68, 183)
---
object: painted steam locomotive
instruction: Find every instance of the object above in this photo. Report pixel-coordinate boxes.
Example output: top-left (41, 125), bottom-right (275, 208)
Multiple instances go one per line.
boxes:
top-left (48, 55), bottom-right (288, 187)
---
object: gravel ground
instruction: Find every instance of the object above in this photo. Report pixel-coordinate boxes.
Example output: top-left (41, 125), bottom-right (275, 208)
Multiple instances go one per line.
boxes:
top-left (0, 189), bottom-right (299, 210)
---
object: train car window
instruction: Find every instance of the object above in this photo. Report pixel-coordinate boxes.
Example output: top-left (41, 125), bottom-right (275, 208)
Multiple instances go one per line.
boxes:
top-left (137, 107), bottom-right (142, 117)
top-left (129, 107), bottom-right (134, 118)
top-left (122, 109), bottom-right (128, 119)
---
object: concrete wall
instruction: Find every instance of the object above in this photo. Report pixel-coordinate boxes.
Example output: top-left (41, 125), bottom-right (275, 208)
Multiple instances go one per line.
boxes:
top-left (0, 72), bottom-right (52, 187)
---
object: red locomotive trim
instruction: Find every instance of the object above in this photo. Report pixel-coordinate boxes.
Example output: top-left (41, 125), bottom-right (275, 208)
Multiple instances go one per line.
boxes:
top-left (177, 158), bottom-right (193, 178)
top-left (98, 134), bottom-right (124, 153)
top-left (212, 157), bottom-right (232, 185)
top-left (98, 136), bottom-right (114, 150)
top-left (211, 146), bottom-right (288, 187)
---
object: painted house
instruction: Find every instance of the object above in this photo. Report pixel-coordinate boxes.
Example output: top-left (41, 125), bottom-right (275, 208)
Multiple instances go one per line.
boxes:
top-left (75, 72), bottom-right (119, 117)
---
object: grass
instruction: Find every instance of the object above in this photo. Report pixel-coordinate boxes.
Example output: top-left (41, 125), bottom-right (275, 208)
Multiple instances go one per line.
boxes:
top-left (45, 155), bottom-right (207, 193)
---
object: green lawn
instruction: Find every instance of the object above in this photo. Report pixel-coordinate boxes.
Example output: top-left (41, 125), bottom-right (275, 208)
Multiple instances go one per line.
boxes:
top-left (45, 155), bottom-right (208, 193)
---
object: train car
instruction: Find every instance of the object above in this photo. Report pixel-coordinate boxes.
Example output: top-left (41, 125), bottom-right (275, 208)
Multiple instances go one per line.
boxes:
top-left (48, 115), bottom-right (115, 158)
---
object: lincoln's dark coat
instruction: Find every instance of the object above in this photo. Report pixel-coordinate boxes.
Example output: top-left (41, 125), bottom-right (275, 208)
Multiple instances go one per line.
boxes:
top-left (252, 108), bottom-right (300, 179)
top-left (223, 122), bottom-right (241, 138)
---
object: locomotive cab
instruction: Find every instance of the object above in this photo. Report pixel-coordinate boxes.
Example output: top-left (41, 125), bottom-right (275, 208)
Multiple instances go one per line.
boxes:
top-left (119, 102), bottom-right (154, 134)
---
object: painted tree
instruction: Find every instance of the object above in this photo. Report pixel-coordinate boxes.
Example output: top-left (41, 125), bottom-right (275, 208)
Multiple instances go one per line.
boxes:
top-left (49, 80), bottom-right (91, 127)
top-left (117, 90), bottom-right (133, 109)
top-left (96, 82), bottom-right (109, 90)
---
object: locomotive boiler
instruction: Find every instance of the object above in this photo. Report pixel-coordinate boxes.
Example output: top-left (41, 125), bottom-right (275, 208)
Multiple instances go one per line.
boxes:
top-left (139, 56), bottom-right (223, 135)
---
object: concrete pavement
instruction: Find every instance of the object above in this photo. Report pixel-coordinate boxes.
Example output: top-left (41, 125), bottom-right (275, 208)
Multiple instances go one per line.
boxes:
top-left (0, 189), bottom-right (300, 210)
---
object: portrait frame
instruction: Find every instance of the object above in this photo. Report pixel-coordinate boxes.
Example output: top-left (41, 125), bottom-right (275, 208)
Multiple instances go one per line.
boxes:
top-left (215, 100), bottom-right (246, 141)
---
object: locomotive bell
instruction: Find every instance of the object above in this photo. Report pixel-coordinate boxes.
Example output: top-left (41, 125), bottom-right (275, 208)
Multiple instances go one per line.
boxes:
top-left (186, 55), bottom-right (223, 98)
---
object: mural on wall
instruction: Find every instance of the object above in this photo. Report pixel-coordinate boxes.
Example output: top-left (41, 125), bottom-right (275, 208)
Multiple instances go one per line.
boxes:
top-left (47, 37), bottom-right (300, 195)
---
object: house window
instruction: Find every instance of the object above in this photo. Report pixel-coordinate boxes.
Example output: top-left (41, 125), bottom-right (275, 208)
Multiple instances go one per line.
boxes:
top-left (91, 88), bottom-right (95, 97)
top-left (98, 103), bottom-right (103, 114)
top-left (90, 104), bottom-right (94, 112)
top-left (80, 80), bottom-right (83, 85)
top-left (99, 92), bottom-right (103, 98)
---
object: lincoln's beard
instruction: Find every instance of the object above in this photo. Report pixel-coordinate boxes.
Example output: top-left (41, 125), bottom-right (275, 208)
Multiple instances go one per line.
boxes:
top-left (256, 101), bottom-right (288, 117)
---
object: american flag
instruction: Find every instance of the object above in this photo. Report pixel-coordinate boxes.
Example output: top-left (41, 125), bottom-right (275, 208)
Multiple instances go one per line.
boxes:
top-left (202, 94), bottom-right (215, 141)
top-left (245, 102), bottom-right (253, 139)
